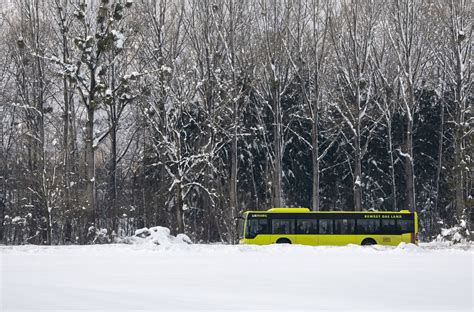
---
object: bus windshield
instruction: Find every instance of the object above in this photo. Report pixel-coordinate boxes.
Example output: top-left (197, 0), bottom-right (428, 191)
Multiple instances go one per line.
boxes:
top-left (246, 217), bottom-right (268, 238)
top-left (237, 217), bottom-right (245, 240)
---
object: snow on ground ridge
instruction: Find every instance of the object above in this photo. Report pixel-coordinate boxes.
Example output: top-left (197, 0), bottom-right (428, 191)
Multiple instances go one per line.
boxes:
top-left (119, 226), bottom-right (193, 246)
top-left (1, 242), bottom-right (472, 311)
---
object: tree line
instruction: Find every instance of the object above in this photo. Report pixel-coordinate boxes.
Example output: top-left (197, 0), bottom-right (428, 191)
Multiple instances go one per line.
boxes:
top-left (0, 0), bottom-right (471, 244)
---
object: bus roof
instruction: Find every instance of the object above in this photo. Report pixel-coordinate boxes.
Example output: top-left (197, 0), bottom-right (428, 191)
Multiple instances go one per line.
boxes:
top-left (243, 208), bottom-right (413, 214)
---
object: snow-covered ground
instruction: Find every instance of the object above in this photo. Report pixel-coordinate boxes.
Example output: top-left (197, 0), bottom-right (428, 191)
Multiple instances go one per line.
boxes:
top-left (1, 242), bottom-right (472, 311)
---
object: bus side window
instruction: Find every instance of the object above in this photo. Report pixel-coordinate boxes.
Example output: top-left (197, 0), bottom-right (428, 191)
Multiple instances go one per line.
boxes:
top-left (297, 219), bottom-right (318, 234)
top-left (272, 219), bottom-right (295, 234)
top-left (356, 219), bottom-right (380, 234)
top-left (335, 219), bottom-right (355, 234)
top-left (369, 219), bottom-right (380, 234)
top-left (381, 219), bottom-right (397, 234)
top-left (356, 219), bottom-right (367, 234)
top-left (319, 219), bottom-right (333, 234)
top-left (397, 219), bottom-right (414, 233)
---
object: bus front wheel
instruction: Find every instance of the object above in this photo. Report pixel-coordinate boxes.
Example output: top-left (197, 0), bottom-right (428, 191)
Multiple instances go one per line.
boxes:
top-left (276, 238), bottom-right (292, 244)
top-left (361, 238), bottom-right (376, 246)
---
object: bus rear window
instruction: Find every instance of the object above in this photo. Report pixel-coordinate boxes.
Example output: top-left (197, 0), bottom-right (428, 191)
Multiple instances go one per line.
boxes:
top-left (246, 219), bottom-right (268, 238)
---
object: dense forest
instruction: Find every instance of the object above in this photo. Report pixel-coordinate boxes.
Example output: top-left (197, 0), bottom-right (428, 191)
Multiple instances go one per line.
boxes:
top-left (0, 0), bottom-right (471, 244)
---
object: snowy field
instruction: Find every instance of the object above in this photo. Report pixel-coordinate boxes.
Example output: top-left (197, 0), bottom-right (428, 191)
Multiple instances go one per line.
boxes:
top-left (1, 242), bottom-right (472, 311)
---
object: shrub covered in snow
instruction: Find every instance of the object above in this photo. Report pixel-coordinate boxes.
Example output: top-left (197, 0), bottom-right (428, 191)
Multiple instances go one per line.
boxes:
top-left (87, 227), bottom-right (110, 244)
top-left (117, 226), bottom-right (192, 245)
top-left (435, 220), bottom-right (471, 244)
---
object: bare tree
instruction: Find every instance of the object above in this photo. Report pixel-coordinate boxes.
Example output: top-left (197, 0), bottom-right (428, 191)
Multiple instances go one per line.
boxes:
top-left (386, 0), bottom-right (428, 213)
top-left (254, 0), bottom-right (297, 208)
top-left (329, 0), bottom-right (380, 211)
top-left (138, 0), bottom-right (197, 235)
top-left (0, 11), bottom-right (14, 243)
top-left (205, 0), bottom-right (255, 241)
top-left (304, 0), bottom-right (332, 211)
top-left (435, 0), bottom-right (472, 229)
top-left (371, 22), bottom-right (400, 211)
top-left (6, 0), bottom-right (52, 243)
top-left (62, 0), bottom-right (134, 241)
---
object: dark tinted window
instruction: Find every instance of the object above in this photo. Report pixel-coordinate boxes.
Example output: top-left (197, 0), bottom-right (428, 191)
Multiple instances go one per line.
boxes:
top-left (246, 219), bottom-right (268, 238)
top-left (297, 219), bottom-right (318, 234)
top-left (238, 218), bottom-right (245, 239)
top-left (319, 219), bottom-right (333, 234)
top-left (334, 219), bottom-right (356, 234)
top-left (272, 219), bottom-right (295, 234)
top-left (381, 219), bottom-right (397, 234)
top-left (397, 219), bottom-right (414, 233)
top-left (356, 219), bottom-right (380, 234)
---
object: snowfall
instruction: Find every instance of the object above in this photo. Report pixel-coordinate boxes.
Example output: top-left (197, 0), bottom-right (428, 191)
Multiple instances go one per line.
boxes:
top-left (1, 227), bottom-right (472, 312)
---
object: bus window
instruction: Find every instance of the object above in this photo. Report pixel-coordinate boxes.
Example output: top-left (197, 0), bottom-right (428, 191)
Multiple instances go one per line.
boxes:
top-left (319, 219), bottom-right (333, 234)
top-left (356, 219), bottom-right (380, 234)
top-left (246, 219), bottom-right (268, 238)
top-left (334, 219), bottom-right (355, 234)
top-left (397, 219), bottom-right (414, 233)
top-left (297, 219), bottom-right (318, 234)
top-left (381, 219), bottom-right (397, 234)
top-left (272, 219), bottom-right (295, 234)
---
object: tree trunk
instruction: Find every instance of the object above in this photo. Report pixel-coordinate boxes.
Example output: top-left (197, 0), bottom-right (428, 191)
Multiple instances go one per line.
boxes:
top-left (175, 129), bottom-right (185, 235)
top-left (109, 63), bottom-right (118, 234)
top-left (272, 74), bottom-right (283, 208)
top-left (311, 86), bottom-right (320, 211)
top-left (453, 95), bottom-right (465, 223)
top-left (228, 0), bottom-right (238, 243)
top-left (110, 115), bottom-right (118, 232)
top-left (0, 197), bottom-right (4, 243)
top-left (387, 122), bottom-right (397, 211)
top-left (32, 0), bottom-right (51, 244)
top-left (453, 32), bottom-right (466, 224)
top-left (354, 87), bottom-right (362, 212)
top-left (433, 89), bottom-right (444, 233)
top-left (62, 54), bottom-right (71, 221)
top-left (405, 117), bottom-right (416, 213)
top-left (176, 181), bottom-right (184, 234)
top-left (353, 147), bottom-right (362, 211)
top-left (0, 109), bottom-right (5, 242)
top-left (85, 101), bottom-right (96, 235)
top-left (229, 107), bottom-right (238, 242)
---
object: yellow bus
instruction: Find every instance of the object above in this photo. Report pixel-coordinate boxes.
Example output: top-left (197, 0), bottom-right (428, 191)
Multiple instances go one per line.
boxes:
top-left (239, 208), bottom-right (418, 246)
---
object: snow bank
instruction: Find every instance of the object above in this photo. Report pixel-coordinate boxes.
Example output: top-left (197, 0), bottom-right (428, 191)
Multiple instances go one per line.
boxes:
top-left (435, 220), bottom-right (471, 244)
top-left (118, 226), bottom-right (192, 246)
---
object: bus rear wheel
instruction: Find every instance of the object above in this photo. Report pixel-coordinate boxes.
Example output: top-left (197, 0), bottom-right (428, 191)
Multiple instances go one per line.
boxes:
top-left (276, 238), bottom-right (292, 244)
top-left (361, 238), bottom-right (376, 246)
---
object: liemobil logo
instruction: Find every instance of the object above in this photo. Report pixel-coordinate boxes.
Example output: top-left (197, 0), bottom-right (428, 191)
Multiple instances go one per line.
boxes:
top-left (250, 214), bottom-right (267, 218)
